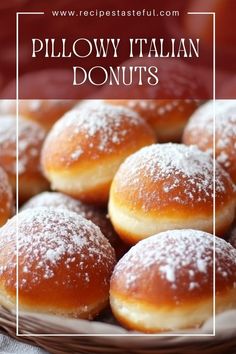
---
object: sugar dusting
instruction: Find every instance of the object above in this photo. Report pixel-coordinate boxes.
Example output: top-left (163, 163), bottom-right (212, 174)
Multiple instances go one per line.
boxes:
top-left (48, 101), bottom-right (149, 163)
top-left (22, 192), bottom-right (117, 246)
top-left (124, 99), bottom-right (200, 118)
top-left (0, 116), bottom-right (46, 175)
top-left (113, 229), bottom-right (236, 296)
top-left (114, 143), bottom-right (230, 210)
top-left (0, 208), bottom-right (115, 289)
top-left (184, 100), bottom-right (236, 171)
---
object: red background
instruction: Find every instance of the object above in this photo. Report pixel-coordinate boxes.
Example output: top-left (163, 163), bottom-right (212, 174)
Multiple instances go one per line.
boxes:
top-left (0, 0), bottom-right (235, 99)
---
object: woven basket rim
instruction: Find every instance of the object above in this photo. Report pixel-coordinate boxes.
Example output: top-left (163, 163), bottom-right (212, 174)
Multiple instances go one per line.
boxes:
top-left (1, 305), bottom-right (236, 354)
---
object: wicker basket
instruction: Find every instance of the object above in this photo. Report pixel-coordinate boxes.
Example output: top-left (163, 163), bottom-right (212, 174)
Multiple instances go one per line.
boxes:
top-left (1, 306), bottom-right (236, 354)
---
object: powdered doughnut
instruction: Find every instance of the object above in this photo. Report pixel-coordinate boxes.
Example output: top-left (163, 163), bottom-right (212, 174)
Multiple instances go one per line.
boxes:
top-left (22, 192), bottom-right (127, 258)
top-left (109, 143), bottom-right (235, 244)
top-left (110, 229), bottom-right (236, 332)
top-left (41, 101), bottom-right (155, 205)
top-left (0, 208), bottom-right (116, 319)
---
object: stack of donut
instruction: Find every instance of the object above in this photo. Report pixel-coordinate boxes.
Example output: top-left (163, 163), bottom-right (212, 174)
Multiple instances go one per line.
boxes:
top-left (0, 98), bottom-right (235, 333)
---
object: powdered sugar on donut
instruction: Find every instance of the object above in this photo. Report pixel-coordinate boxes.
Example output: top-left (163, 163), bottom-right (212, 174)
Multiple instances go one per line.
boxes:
top-left (114, 143), bottom-right (230, 210)
top-left (123, 99), bottom-right (200, 117)
top-left (48, 101), bottom-right (149, 163)
top-left (21, 192), bottom-right (117, 245)
top-left (22, 192), bottom-right (91, 215)
top-left (184, 100), bottom-right (236, 170)
top-left (0, 208), bottom-right (115, 289)
top-left (0, 116), bottom-right (46, 175)
top-left (113, 229), bottom-right (236, 297)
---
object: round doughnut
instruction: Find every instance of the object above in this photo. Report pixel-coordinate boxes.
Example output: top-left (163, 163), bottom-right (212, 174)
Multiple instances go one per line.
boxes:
top-left (22, 191), bottom-right (127, 259)
top-left (110, 229), bottom-right (236, 333)
top-left (0, 167), bottom-right (13, 226)
top-left (0, 115), bottom-right (49, 203)
top-left (183, 100), bottom-right (236, 184)
top-left (106, 99), bottom-right (201, 143)
top-left (41, 101), bottom-right (155, 205)
top-left (0, 208), bottom-right (116, 318)
top-left (0, 100), bottom-right (78, 131)
top-left (109, 143), bottom-right (236, 244)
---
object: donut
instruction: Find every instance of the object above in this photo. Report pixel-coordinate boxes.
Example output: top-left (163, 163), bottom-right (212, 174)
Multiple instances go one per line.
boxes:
top-left (183, 100), bottom-right (236, 184)
top-left (22, 191), bottom-right (127, 259)
top-left (228, 225), bottom-right (236, 249)
top-left (0, 100), bottom-right (78, 131)
top-left (0, 167), bottom-right (13, 226)
top-left (108, 143), bottom-right (236, 244)
top-left (110, 229), bottom-right (236, 333)
top-left (0, 208), bottom-right (116, 318)
top-left (41, 101), bottom-right (155, 205)
top-left (0, 115), bottom-right (49, 203)
top-left (106, 99), bottom-right (201, 143)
